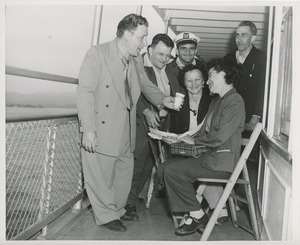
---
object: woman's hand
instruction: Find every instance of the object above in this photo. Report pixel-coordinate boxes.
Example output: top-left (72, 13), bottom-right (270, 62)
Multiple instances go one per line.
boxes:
top-left (180, 135), bottom-right (195, 145)
top-left (161, 136), bottom-right (180, 145)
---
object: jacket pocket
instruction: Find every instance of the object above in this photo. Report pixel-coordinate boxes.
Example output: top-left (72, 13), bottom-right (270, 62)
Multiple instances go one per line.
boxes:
top-left (201, 149), bottom-right (234, 172)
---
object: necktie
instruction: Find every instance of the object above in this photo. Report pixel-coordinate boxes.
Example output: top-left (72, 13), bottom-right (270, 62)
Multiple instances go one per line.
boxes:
top-left (122, 57), bottom-right (133, 110)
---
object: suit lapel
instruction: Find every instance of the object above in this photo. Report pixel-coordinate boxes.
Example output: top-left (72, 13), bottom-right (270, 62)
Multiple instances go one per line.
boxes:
top-left (105, 39), bottom-right (127, 107)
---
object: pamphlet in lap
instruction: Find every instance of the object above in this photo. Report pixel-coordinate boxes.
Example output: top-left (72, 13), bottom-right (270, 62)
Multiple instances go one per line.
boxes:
top-left (148, 122), bottom-right (206, 158)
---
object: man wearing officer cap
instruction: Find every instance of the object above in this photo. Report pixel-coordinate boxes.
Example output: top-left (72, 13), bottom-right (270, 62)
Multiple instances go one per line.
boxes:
top-left (166, 32), bottom-right (204, 75)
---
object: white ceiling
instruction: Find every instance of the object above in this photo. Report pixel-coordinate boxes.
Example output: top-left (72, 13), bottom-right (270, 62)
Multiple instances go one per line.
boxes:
top-left (153, 5), bottom-right (270, 61)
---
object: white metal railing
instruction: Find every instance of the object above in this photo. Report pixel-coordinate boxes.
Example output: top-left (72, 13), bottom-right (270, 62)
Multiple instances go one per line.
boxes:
top-left (5, 63), bottom-right (83, 240)
top-left (6, 116), bottom-right (84, 240)
top-left (5, 66), bottom-right (78, 85)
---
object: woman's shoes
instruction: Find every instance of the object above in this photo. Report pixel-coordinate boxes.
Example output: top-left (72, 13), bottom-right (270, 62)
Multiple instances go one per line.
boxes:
top-left (175, 214), bottom-right (209, 236)
top-left (207, 207), bottom-right (229, 225)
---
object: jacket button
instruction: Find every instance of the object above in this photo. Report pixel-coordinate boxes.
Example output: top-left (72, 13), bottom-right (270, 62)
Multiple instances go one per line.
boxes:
top-left (106, 104), bottom-right (109, 107)
top-left (106, 85), bottom-right (109, 88)
top-left (102, 121), bottom-right (105, 124)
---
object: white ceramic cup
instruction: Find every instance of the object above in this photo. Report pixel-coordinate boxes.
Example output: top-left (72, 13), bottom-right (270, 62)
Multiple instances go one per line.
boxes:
top-left (173, 92), bottom-right (185, 110)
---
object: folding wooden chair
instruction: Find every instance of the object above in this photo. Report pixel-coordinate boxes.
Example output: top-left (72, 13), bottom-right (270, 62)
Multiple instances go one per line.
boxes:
top-left (172, 122), bottom-right (262, 241)
top-left (145, 139), bottom-right (165, 208)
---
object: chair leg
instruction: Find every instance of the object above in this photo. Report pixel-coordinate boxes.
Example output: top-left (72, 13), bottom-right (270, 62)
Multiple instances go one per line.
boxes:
top-left (228, 194), bottom-right (238, 227)
top-left (196, 183), bottom-right (206, 203)
top-left (200, 192), bottom-right (228, 241)
top-left (146, 166), bottom-right (156, 209)
top-left (242, 166), bottom-right (260, 240)
top-left (172, 213), bottom-right (179, 228)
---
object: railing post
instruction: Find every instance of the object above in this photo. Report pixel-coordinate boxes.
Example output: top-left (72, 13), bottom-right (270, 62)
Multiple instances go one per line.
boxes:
top-left (72, 170), bottom-right (83, 213)
top-left (37, 126), bottom-right (57, 240)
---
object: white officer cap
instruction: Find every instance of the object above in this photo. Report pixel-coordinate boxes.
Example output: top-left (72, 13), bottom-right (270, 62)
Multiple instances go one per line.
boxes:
top-left (174, 32), bottom-right (201, 47)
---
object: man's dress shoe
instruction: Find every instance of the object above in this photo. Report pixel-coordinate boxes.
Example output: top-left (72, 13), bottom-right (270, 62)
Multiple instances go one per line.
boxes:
top-left (121, 205), bottom-right (139, 221)
top-left (175, 214), bottom-right (209, 236)
top-left (104, 219), bottom-right (127, 232)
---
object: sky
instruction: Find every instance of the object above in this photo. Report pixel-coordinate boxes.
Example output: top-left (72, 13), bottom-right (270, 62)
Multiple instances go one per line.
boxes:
top-left (5, 4), bottom-right (175, 95)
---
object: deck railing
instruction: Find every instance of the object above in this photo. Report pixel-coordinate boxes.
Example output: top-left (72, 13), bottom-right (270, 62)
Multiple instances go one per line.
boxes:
top-left (6, 115), bottom-right (84, 240)
top-left (5, 65), bottom-right (84, 240)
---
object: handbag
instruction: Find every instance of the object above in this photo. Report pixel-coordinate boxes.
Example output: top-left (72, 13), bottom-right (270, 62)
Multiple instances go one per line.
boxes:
top-left (171, 142), bottom-right (207, 158)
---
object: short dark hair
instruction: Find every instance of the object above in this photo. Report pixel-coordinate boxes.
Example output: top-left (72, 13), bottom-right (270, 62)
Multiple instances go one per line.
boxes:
top-left (206, 57), bottom-right (246, 91)
top-left (237, 21), bottom-right (257, 35)
top-left (116, 13), bottom-right (149, 38)
top-left (178, 63), bottom-right (208, 89)
top-left (150, 33), bottom-right (174, 49)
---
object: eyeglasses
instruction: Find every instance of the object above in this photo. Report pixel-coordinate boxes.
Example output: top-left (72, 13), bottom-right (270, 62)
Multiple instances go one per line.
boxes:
top-left (234, 33), bottom-right (251, 39)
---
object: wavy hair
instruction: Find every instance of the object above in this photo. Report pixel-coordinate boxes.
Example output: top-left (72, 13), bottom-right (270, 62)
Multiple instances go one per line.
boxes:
top-left (206, 57), bottom-right (246, 91)
top-left (116, 14), bottom-right (148, 38)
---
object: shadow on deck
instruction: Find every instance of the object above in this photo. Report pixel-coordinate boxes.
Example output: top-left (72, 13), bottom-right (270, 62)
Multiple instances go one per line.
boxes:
top-left (44, 161), bottom-right (259, 241)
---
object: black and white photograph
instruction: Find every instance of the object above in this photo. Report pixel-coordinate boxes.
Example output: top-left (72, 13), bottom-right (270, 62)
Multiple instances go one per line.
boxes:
top-left (1, 0), bottom-right (299, 244)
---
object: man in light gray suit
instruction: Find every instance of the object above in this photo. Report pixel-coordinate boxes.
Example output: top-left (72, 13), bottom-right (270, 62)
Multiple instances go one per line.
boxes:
top-left (76, 13), bottom-right (177, 232)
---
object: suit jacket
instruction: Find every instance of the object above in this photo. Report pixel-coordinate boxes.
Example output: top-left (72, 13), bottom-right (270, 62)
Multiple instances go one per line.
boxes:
top-left (224, 46), bottom-right (266, 122)
top-left (170, 87), bottom-right (211, 134)
top-left (77, 39), bottom-right (165, 156)
top-left (194, 89), bottom-right (245, 172)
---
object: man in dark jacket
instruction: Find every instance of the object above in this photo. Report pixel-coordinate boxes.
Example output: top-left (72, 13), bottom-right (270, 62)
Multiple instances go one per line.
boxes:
top-left (123, 33), bottom-right (178, 220)
top-left (225, 21), bottom-right (267, 163)
top-left (224, 21), bottom-right (266, 124)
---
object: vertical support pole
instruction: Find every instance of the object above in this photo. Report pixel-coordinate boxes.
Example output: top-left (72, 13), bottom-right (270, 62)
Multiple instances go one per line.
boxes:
top-left (164, 19), bottom-right (170, 34)
top-left (91, 5), bottom-right (103, 46)
top-left (136, 5), bottom-right (143, 15)
top-left (37, 126), bottom-right (57, 240)
top-left (163, 10), bottom-right (173, 35)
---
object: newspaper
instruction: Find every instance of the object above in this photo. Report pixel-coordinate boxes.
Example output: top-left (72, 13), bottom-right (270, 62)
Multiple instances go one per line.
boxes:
top-left (148, 121), bottom-right (203, 144)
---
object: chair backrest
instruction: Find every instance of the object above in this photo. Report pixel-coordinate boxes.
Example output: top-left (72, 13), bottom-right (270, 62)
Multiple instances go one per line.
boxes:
top-left (240, 123), bottom-right (263, 163)
top-left (226, 122), bottom-right (263, 184)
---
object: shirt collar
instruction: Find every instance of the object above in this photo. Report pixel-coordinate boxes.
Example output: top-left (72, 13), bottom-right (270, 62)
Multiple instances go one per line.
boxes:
top-left (176, 57), bottom-right (196, 69)
top-left (236, 45), bottom-right (253, 61)
top-left (143, 53), bottom-right (166, 72)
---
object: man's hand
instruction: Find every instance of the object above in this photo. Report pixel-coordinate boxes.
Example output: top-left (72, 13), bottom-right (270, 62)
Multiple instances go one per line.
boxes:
top-left (143, 108), bottom-right (160, 128)
top-left (82, 131), bottom-right (98, 153)
top-left (249, 115), bottom-right (260, 125)
top-left (162, 96), bottom-right (183, 111)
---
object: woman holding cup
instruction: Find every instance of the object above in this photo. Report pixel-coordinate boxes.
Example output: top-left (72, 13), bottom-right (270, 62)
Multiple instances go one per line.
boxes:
top-left (170, 63), bottom-right (211, 134)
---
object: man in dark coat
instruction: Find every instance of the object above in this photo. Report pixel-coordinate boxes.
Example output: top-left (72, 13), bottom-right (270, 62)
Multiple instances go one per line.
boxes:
top-left (225, 21), bottom-right (267, 163)
top-left (224, 20), bottom-right (267, 124)
top-left (123, 33), bottom-right (179, 220)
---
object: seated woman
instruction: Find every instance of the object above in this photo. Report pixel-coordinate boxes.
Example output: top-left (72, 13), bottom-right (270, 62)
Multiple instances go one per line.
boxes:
top-left (155, 63), bottom-right (210, 198)
top-left (157, 57), bottom-right (246, 236)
